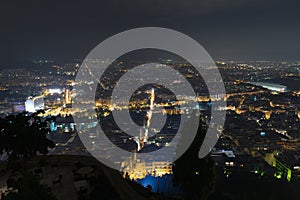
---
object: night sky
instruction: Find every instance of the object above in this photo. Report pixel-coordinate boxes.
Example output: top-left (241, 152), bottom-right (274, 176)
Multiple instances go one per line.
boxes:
top-left (0, 0), bottom-right (300, 67)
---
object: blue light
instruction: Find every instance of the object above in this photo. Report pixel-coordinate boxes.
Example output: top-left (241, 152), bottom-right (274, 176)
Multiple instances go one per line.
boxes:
top-left (50, 121), bottom-right (57, 131)
top-left (136, 174), bottom-right (182, 196)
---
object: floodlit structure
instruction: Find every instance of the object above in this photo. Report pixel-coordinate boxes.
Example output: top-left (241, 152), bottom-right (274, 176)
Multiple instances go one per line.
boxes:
top-left (65, 89), bottom-right (72, 104)
top-left (248, 82), bottom-right (288, 93)
top-left (25, 96), bottom-right (45, 113)
top-left (48, 88), bottom-right (62, 94)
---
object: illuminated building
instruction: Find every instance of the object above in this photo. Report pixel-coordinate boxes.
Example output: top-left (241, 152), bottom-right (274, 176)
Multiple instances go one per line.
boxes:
top-left (247, 82), bottom-right (288, 93)
top-left (25, 96), bottom-right (45, 113)
top-left (273, 152), bottom-right (300, 182)
top-left (274, 159), bottom-right (292, 182)
top-left (121, 153), bottom-right (172, 180)
top-left (64, 89), bottom-right (72, 104)
top-left (25, 99), bottom-right (34, 112)
top-left (212, 150), bottom-right (236, 158)
top-left (48, 88), bottom-right (62, 94)
top-left (13, 104), bottom-right (25, 113)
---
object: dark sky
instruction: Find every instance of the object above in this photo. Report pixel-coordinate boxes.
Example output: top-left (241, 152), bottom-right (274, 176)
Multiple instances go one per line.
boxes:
top-left (0, 0), bottom-right (299, 67)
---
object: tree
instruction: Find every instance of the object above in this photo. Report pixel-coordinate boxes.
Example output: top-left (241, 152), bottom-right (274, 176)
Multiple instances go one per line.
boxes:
top-left (173, 116), bottom-right (216, 200)
top-left (0, 111), bottom-right (55, 160)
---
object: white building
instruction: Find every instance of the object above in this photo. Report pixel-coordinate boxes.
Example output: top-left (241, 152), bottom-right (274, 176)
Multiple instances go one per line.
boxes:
top-left (25, 96), bottom-right (45, 113)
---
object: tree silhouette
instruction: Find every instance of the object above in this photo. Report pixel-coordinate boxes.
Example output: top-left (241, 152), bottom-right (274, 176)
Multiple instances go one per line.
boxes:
top-left (0, 111), bottom-right (55, 160)
top-left (173, 116), bottom-right (216, 200)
